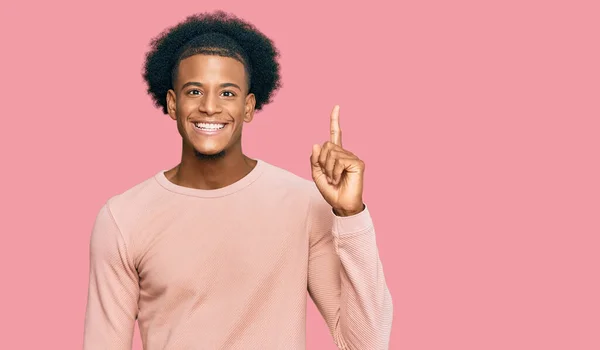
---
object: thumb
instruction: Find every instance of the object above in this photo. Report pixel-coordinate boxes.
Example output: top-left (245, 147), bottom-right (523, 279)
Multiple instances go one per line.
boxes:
top-left (310, 144), bottom-right (322, 169)
top-left (310, 144), bottom-right (327, 184)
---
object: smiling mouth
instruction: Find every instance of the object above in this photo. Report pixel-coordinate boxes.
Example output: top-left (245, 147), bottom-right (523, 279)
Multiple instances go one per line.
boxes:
top-left (191, 122), bottom-right (230, 136)
top-left (193, 122), bottom-right (227, 131)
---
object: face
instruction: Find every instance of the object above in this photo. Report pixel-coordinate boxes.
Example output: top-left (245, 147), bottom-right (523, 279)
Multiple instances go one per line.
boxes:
top-left (166, 54), bottom-right (255, 159)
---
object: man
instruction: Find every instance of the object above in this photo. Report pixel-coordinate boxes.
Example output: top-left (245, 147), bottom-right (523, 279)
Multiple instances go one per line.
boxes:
top-left (83, 11), bottom-right (393, 349)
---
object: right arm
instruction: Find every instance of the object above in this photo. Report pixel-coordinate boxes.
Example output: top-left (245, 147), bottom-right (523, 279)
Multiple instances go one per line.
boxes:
top-left (83, 203), bottom-right (139, 350)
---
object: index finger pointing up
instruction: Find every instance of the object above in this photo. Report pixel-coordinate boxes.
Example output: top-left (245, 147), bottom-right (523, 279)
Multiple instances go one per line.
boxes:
top-left (330, 105), bottom-right (342, 146)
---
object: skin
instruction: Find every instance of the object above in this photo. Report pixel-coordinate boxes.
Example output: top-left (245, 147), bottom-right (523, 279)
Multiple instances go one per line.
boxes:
top-left (311, 105), bottom-right (366, 216)
top-left (163, 53), bottom-right (365, 216)
top-left (164, 54), bottom-right (257, 190)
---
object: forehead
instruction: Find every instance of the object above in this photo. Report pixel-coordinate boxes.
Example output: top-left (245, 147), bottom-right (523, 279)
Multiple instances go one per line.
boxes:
top-left (176, 54), bottom-right (247, 85)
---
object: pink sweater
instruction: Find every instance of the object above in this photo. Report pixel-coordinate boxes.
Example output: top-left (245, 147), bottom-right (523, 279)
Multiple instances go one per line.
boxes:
top-left (83, 159), bottom-right (393, 349)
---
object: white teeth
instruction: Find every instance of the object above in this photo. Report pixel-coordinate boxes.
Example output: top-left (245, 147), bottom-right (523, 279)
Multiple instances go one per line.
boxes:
top-left (194, 122), bottom-right (225, 130)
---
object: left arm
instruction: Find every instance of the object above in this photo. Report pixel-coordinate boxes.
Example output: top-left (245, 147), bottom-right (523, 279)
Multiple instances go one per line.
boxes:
top-left (307, 187), bottom-right (393, 349)
top-left (307, 105), bottom-right (394, 349)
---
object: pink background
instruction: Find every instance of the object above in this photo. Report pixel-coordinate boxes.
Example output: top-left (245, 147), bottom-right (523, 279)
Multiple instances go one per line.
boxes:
top-left (1, 0), bottom-right (599, 349)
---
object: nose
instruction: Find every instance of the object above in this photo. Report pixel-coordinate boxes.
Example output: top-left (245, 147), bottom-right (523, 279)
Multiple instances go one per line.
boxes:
top-left (198, 93), bottom-right (221, 115)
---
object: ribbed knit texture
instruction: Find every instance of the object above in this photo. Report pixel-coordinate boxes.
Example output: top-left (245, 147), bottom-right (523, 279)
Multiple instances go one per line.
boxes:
top-left (83, 159), bottom-right (393, 349)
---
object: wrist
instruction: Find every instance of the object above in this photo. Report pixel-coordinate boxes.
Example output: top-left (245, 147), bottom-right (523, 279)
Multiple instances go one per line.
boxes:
top-left (333, 203), bottom-right (365, 217)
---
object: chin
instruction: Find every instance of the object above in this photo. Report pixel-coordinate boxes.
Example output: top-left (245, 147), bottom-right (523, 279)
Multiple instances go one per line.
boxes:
top-left (194, 148), bottom-right (227, 160)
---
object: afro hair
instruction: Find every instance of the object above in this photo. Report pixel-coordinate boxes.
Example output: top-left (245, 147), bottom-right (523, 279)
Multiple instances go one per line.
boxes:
top-left (142, 11), bottom-right (282, 114)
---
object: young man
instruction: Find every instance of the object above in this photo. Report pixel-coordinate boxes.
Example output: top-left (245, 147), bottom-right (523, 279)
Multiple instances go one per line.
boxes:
top-left (83, 11), bottom-right (393, 349)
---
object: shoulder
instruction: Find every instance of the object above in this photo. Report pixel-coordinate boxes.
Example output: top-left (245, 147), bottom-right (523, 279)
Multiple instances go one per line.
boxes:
top-left (258, 160), bottom-right (324, 201)
top-left (104, 173), bottom-right (162, 214)
top-left (259, 160), bottom-right (330, 214)
top-left (93, 172), bottom-right (166, 238)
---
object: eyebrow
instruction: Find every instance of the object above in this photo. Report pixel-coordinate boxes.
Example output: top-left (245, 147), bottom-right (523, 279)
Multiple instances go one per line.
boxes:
top-left (180, 81), bottom-right (242, 91)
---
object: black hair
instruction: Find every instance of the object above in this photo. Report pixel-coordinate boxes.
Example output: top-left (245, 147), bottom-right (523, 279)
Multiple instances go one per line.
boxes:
top-left (142, 11), bottom-right (282, 114)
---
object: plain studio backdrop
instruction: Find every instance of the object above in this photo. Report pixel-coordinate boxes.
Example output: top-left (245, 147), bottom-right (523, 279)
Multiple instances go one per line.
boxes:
top-left (0, 0), bottom-right (598, 349)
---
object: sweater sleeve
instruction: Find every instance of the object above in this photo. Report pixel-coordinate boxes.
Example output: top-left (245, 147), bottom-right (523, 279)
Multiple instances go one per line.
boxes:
top-left (83, 203), bottom-right (139, 350)
top-left (307, 186), bottom-right (393, 349)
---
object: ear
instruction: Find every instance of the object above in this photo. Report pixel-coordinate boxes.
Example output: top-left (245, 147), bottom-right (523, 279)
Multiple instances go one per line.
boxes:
top-left (244, 93), bottom-right (256, 123)
top-left (166, 89), bottom-right (177, 121)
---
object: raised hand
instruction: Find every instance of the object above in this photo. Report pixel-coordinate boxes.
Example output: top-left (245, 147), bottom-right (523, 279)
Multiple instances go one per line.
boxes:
top-left (310, 105), bottom-right (366, 217)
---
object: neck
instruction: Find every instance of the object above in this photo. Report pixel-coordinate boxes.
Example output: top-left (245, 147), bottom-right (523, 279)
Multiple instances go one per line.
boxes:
top-left (165, 142), bottom-right (257, 190)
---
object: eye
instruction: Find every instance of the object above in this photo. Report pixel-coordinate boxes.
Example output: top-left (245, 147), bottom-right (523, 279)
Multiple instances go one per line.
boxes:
top-left (188, 89), bottom-right (202, 96)
top-left (221, 91), bottom-right (236, 97)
